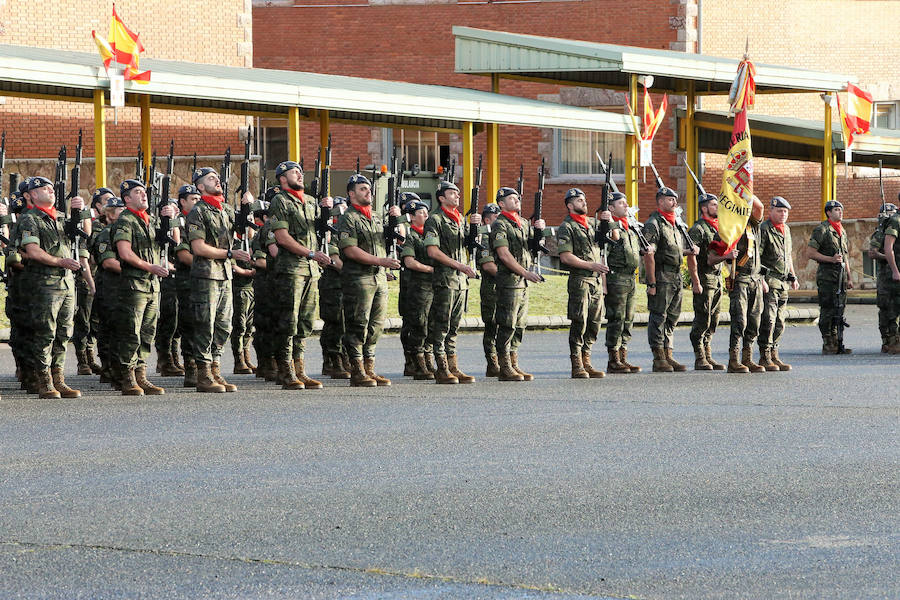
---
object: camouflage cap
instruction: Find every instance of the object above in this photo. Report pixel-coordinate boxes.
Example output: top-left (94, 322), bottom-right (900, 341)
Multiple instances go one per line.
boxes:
top-left (25, 176), bottom-right (53, 191)
top-left (496, 187), bottom-right (518, 202)
top-left (192, 167), bottom-right (217, 184)
top-left (771, 196), bottom-right (791, 209)
top-left (120, 179), bottom-right (146, 196)
top-left (275, 160), bottom-right (302, 178)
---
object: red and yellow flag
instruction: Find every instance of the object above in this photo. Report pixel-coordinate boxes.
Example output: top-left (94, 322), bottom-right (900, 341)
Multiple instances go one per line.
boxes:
top-left (710, 109), bottom-right (754, 255)
top-left (836, 83), bottom-right (873, 150)
top-left (107, 5), bottom-right (151, 83)
top-left (642, 89), bottom-right (668, 141)
top-left (728, 59), bottom-right (756, 113)
top-left (91, 30), bottom-right (113, 70)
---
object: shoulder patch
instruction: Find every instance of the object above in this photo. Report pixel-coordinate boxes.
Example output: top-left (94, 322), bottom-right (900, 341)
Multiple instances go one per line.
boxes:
top-left (98, 242), bottom-right (108, 253)
top-left (189, 223), bottom-right (200, 233)
top-left (340, 231), bottom-right (350, 240)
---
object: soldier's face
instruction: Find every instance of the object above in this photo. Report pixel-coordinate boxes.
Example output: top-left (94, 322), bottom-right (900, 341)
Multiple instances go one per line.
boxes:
top-left (411, 208), bottom-right (429, 226)
top-left (282, 168), bottom-right (304, 191)
top-left (499, 194), bottom-right (520, 213)
top-left (198, 173), bottom-right (222, 195)
top-left (106, 207), bottom-right (125, 223)
top-left (180, 194), bottom-right (199, 214)
top-left (703, 198), bottom-right (719, 218)
top-left (483, 213), bottom-right (499, 226)
top-left (827, 207), bottom-right (843, 222)
top-left (31, 184), bottom-right (54, 206)
top-left (93, 192), bottom-right (112, 213)
top-left (440, 189), bottom-right (460, 208)
top-left (125, 187), bottom-right (148, 210)
top-left (657, 194), bottom-right (677, 213)
top-left (610, 198), bottom-right (629, 218)
top-left (349, 183), bottom-right (372, 205)
top-left (770, 207), bottom-right (789, 224)
top-left (567, 195), bottom-right (587, 215)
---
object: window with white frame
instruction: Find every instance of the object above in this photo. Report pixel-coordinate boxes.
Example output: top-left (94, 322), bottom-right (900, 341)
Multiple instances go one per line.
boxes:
top-left (873, 101), bottom-right (899, 129)
top-left (555, 129), bottom-right (626, 176)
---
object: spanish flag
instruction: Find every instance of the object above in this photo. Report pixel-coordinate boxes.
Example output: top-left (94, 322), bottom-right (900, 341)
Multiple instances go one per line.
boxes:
top-left (710, 109), bottom-right (754, 255)
top-left (642, 89), bottom-right (668, 142)
top-left (837, 83), bottom-right (873, 152)
top-left (91, 30), bottom-right (113, 70)
top-left (107, 5), bottom-right (151, 83)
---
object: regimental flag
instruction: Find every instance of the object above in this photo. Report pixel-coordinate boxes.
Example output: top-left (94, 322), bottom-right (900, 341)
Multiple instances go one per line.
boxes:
top-left (710, 109), bottom-right (754, 255)
top-left (91, 30), bottom-right (113, 70)
top-left (836, 83), bottom-right (873, 157)
top-left (728, 58), bottom-right (756, 114)
top-left (106, 4), bottom-right (151, 83)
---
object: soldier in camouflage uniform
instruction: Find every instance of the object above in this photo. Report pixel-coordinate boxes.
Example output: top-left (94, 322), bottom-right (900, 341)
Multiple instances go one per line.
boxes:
top-left (187, 167), bottom-right (253, 392)
top-left (478, 203), bottom-right (501, 377)
top-left (154, 193), bottom-right (184, 379)
top-left (251, 188), bottom-right (280, 382)
top-left (174, 185), bottom-right (199, 387)
top-left (757, 196), bottom-right (800, 371)
top-left (868, 202), bottom-right (898, 352)
top-left (490, 187), bottom-right (545, 382)
top-left (556, 188), bottom-right (609, 379)
top-left (110, 179), bottom-right (176, 395)
top-left (88, 196), bottom-right (125, 387)
top-left (337, 173), bottom-right (402, 387)
top-left (231, 226), bottom-right (256, 375)
top-left (4, 186), bottom-right (31, 392)
top-left (268, 160), bottom-right (333, 390)
top-left (687, 193), bottom-right (733, 371)
top-left (808, 200), bottom-right (854, 354)
top-left (398, 195), bottom-right (435, 380)
top-left (425, 181), bottom-right (480, 384)
top-left (603, 191), bottom-right (646, 374)
top-left (17, 176), bottom-right (84, 398)
top-left (643, 187), bottom-right (699, 372)
top-left (318, 196), bottom-right (350, 379)
top-left (880, 204), bottom-right (900, 354)
top-left (73, 187), bottom-right (112, 376)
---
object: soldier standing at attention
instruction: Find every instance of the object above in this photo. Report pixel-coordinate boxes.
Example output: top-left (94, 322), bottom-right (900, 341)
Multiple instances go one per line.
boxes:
top-left (880, 202), bottom-right (900, 354)
top-left (4, 186), bottom-right (32, 392)
top-left (174, 185), bottom-right (199, 387)
top-left (643, 187), bottom-right (699, 372)
top-left (758, 196), bottom-right (800, 371)
top-left (89, 196), bottom-right (125, 387)
top-left (155, 197), bottom-right (185, 379)
top-left (808, 200), bottom-right (853, 354)
top-left (687, 193), bottom-right (734, 370)
top-left (250, 189), bottom-right (280, 381)
top-left (268, 160), bottom-right (333, 390)
top-left (74, 187), bottom-right (113, 376)
top-left (337, 173), bottom-right (402, 387)
top-left (478, 203), bottom-right (501, 377)
top-left (398, 194), bottom-right (435, 380)
top-left (111, 179), bottom-right (176, 395)
top-left (317, 196), bottom-right (350, 379)
top-left (188, 167), bottom-right (253, 392)
top-left (868, 201), bottom-right (897, 352)
top-left (490, 187), bottom-right (545, 382)
top-left (18, 176), bottom-right (85, 398)
top-left (231, 218), bottom-right (256, 376)
top-left (425, 180), bottom-right (480, 384)
top-left (556, 188), bottom-right (609, 379)
top-left (603, 191), bottom-right (646, 374)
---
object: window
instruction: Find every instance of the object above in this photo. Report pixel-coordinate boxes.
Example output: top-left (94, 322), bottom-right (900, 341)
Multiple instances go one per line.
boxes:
top-left (555, 129), bottom-right (625, 176)
top-left (393, 129), bottom-right (449, 173)
top-left (873, 102), bottom-right (898, 130)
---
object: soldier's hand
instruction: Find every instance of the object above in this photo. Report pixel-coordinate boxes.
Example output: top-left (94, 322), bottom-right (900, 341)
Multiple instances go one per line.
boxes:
top-left (320, 196), bottom-right (334, 210)
top-left (846, 279), bottom-right (854, 290)
top-left (70, 196), bottom-right (85, 211)
top-left (599, 210), bottom-right (612, 222)
top-left (791, 279), bottom-right (800, 291)
top-left (523, 271), bottom-right (543, 283)
top-left (534, 218), bottom-right (546, 230)
top-left (388, 205), bottom-right (401, 218)
top-left (724, 248), bottom-right (739, 260)
top-left (311, 251), bottom-right (332, 267)
top-left (868, 249), bottom-right (877, 259)
top-left (592, 262), bottom-right (609, 274)
top-left (460, 265), bottom-right (477, 278)
top-left (160, 204), bottom-right (176, 218)
top-left (647, 284), bottom-right (657, 296)
top-left (646, 243), bottom-right (656, 255)
top-left (382, 257), bottom-right (401, 270)
top-left (241, 192), bottom-right (254, 205)
top-left (232, 249), bottom-right (252, 263)
top-left (692, 280), bottom-right (702, 294)
top-left (59, 257), bottom-right (82, 271)
top-left (469, 213), bottom-right (482, 225)
top-left (832, 253), bottom-right (843, 264)
top-left (149, 264), bottom-right (169, 278)
top-left (762, 280), bottom-right (769, 294)
top-left (690, 244), bottom-right (700, 256)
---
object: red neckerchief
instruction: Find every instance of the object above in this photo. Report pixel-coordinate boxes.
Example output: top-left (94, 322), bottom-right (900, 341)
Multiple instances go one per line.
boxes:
top-left (254, 218), bottom-right (264, 228)
top-left (659, 210), bottom-right (676, 226)
top-left (34, 205), bottom-right (57, 220)
top-left (352, 203), bottom-right (372, 220)
top-left (411, 223), bottom-right (424, 236)
top-left (201, 195), bottom-right (224, 211)
top-left (501, 211), bottom-right (521, 228)
top-left (127, 207), bottom-right (149, 226)
top-left (569, 213), bottom-right (589, 230)
top-left (829, 220), bottom-right (843, 237)
top-left (440, 206), bottom-right (461, 225)
top-left (613, 216), bottom-right (629, 230)
top-left (284, 188), bottom-right (305, 203)
top-left (702, 215), bottom-right (719, 231)
top-left (181, 208), bottom-right (190, 217)
top-left (773, 223), bottom-right (786, 234)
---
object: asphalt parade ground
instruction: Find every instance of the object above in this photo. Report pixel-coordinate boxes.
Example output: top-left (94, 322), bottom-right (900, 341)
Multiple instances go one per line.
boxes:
top-left (0, 305), bottom-right (896, 599)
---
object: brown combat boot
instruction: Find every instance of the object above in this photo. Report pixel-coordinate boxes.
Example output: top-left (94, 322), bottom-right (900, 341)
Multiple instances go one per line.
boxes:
top-left (757, 347), bottom-right (780, 372)
top-left (243, 345), bottom-right (256, 372)
top-left (120, 367), bottom-right (145, 396)
top-left (581, 351), bottom-right (605, 378)
top-left (497, 353), bottom-right (524, 382)
top-left (509, 352), bottom-right (534, 381)
top-left (727, 347), bottom-right (750, 373)
top-left (159, 353), bottom-right (184, 377)
top-left (109, 364), bottom-right (123, 391)
top-left (183, 359), bottom-right (198, 388)
top-left (433, 354), bottom-right (459, 384)
top-left (321, 353), bottom-right (335, 376)
top-left (76, 349), bottom-right (93, 376)
top-left (37, 369), bottom-right (61, 399)
top-left (277, 359), bottom-right (305, 390)
top-left (570, 354), bottom-right (589, 379)
top-left (770, 346), bottom-right (792, 371)
top-left (86, 348), bottom-right (103, 375)
top-left (233, 351), bottom-right (253, 375)
top-left (350, 358), bottom-right (377, 387)
top-left (171, 347), bottom-right (184, 372)
top-left (651, 347), bottom-right (674, 373)
top-left (135, 365), bottom-right (165, 395)
top-left (24, 367), bottom-right (39, 393)
top-left (51, 367), bottom-right (82, 398)
top-left (484, 353), bottom-right (500, 378)
top-left (423, 352), bottom-right (437, 376)
top-left (413, 353), bottom-right (435, 380)
top-left (821, 334), bottom-right (837, 355)
top-left (403, 352), bottom-right (416, 377)
top-left (211, 361), bottom-right (237, 392)
top-left (619, 347), bottom-right (641, 373)
top-left (664, 348), bottom-right (687, 372)
top-left (606, 348), bottom-right (630, 374)
top-left (693, 344), bottom-right (712, 371)
top-left (294, 357), bottom-right (323, 389)
top-left (741, 345), bottom-right (765, 373)
top-left (330, 353), bottom-right (350, 379)
top-left (705, 343), bottom-right (726, 371)
top-left (195, 362), bottom-right (226, 393)
top-left (364, 358), bottom-right (391, 386)
top-left (264, 357), bottom-right (280, 382)
top-left (886, 335), bottom-right (900, 355)
top-left (447, 354), bottom-right (475, 384)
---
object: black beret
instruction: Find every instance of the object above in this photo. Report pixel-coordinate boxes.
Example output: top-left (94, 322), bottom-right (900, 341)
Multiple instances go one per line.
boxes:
top-left (25, 176), bottom-right (53, 191)
top-left (496, 187), bottom-right (518, 202)
top-left (824, 200), bottom-right (843, 214)
top-left (192, 167), bottom-right (218, 184)
top-left (105, 196), bottom-right (125, 208)
top-left (564, 188), bottom-right (585, 203)
top-left (437, 180), bottom-right (460, 196)
top-left (771, 196), bottom-right (791, 209)
top-left (699, 193), bottom-right (718, 205)
top-left (120, 179), bottom-right (146, 196)
top-left (178, 184), bottom-right (199, 198)
top-left (91, 187), bottom-right (115, 203)
top-left (482, 203), bottom-right (501, 216)
top-left (275, 161), bottom-right (302, 178)
top-left (656, 187), bottom-right (678, 199)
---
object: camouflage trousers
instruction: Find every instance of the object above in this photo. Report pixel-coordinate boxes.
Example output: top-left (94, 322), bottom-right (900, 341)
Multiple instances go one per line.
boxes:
top-left (319, 277), bottom-right (345, 357)
top-left (647, 277), bottom-right (682, 349)
top-left (495, 286), bottom-right (529, 354)
top-left (480, 278), bottom-right (497, 356)
top-left (191, 277), bottom-right (233, 364)
top-left (27, 274), bottom-right (75, 370)
top-left (729, 276), bottom-right (763, 348)
top-left (231, 283), bottom-right (255, 356)
top-left (6, 275), bottom-right (33, 368)
top-left (566, 275), bottom-right (603, 355)
top-left (273, 272), bottom-right (317, 362)
top-left (428, 285), bottom-right (466, 357)
top-left (400, 280), bottom-right (432, 355)
top-left (71, 276), bottom-right (95, 353)
top-left (114, 277), bottom-right (160, 369)
top-left (341, 275), bottom-right (388, 360)
top-left (93, 273), bottom-right (118, 369)
top-left (604, 273), bottom-right (636, 351)
top-left (759, 280), bottom-right (789, 349)
top-left (876, 277), bottom-right (900, 341)
top-left (816, 281), bottom-right (846, 340)
top-left (253, 274), bottom-right (274, 363)
top-left (690, 280), bottom-right (722, 349)
top-left (175, 273), bottom-right (195, 362)
top-left (155, 275), bottom-right (179, 355)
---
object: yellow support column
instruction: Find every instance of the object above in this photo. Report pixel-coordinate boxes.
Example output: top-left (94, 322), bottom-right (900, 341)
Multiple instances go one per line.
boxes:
top-left (822, 97), bottom-right (833, 211)
top-left (93, 89), bottom-right (107, 188)
top-left (288, 107), bottom-right (301, 163)
top-left (319, 109), bottom-right (330, 195)
top-left (139, 95), bottom-right (151, 174)
top-left (461, 122), bottom-right (474, 214)
top-left (625, 74), bottom-right (639, 208)
top-left (486, 74), bottom-right (500, 198)
top-left (685, 81), bottom-right (698, 224)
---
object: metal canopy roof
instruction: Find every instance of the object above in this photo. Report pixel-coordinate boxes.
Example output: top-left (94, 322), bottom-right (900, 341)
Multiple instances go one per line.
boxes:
top-left (454, 27), bottom-right (854, 95)
top-left (0, 43), bottom-right (634, 134)
top-left (676, 109), bottom-right (900, 168)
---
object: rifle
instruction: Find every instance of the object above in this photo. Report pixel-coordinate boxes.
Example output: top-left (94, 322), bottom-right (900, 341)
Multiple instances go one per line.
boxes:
top-left (649, 162), bottom-right (694, 251)
top-left (235, 126), bottom-right (253, 253)
top-left (64, 131), bottom-right (89, 267)
top-left (191, 152), bottom-right (197, 177)
top-left (308, 146), bottom-right (322, 199)
top-left (136, 145), bottom-right (144, 180)
top-left (682, 157), bottom-right (707, 198)
top-left (221, 147), bottom-right (232, 201)
top-left (259, 134), bottom-right (268, 199)
top-left (528, 157), bottom-right (549, 276)
top-left (594, 150), bottom-right (650, 253)
top-left (516, 164), bottom-right (524, 198)
top-left (148, 151), bottom-right (158, 214)
top-left (54, 145), bottom-right (67, 215)
top-left (314, 134), bottom-right (335, 254)
top-left (156, 140), bottom-right (177, 273)
top-left (383, 151), bottom-right (406, 265)
top-left (835, 258), bottom-right (849, 353)
top-left (595, 153), bottom-right (612, 262)
top-left (879, 160), bottom-right (885, 204)
top-left (356, 156), bottom-right (360, 174)
top-left (466, 154), bottom-right (485, 260)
